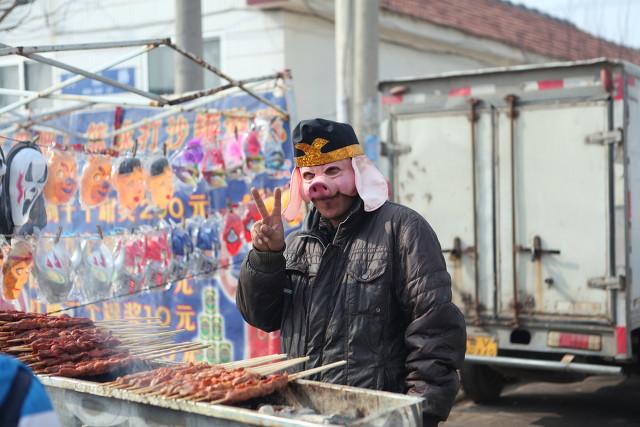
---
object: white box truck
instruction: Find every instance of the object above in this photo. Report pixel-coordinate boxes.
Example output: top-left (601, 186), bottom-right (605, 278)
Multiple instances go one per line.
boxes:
top-left (379, 59), bottom-right (640, 402)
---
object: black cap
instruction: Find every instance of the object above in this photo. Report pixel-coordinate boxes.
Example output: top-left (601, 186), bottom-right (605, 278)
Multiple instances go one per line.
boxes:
top-left (292, 118), bottom-right (363, 167)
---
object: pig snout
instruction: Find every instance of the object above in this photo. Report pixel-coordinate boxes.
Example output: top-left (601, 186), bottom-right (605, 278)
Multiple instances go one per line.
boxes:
top-left (308, 178), bottom-right (336, 199)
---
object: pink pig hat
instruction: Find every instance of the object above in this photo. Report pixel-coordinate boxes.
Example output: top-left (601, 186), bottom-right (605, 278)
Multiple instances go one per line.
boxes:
top-left (282, 118), bottom-right (388, 222)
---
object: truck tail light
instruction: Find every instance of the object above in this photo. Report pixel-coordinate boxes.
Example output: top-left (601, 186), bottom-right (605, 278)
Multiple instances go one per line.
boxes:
top-left (616, 326), bottom-right (627, 355)
top-left (548, 331), bottom-right (602, 351)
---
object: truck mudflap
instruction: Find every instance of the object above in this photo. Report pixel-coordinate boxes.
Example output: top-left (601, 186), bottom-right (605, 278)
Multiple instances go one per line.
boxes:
top-left (465, 355), bottom-right (623, 376)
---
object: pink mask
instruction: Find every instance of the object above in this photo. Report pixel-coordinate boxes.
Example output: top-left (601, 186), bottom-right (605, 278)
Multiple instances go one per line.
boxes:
top-left (283, 154), bottom-right (389, 222)
top-left (299, 159), bottom-right (356, 202)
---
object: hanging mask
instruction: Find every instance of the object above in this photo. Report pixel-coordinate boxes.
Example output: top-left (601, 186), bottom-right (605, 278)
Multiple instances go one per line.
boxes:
top-left (222, 128), bottom-right (245, 180)
top-left (242, 203), bottom-right (261, 243)
top-left (1, 142), bottom-right (48, 231)
top-left (223, 211), bottom-right (244, 257)
top-left (112, 157), bottom-right (145, 213)
top-left (261, 117), bottom-right (287, 173)
top-left (43, 150), bottom-right (78, 205)
top-left (201, 141), bottom-right (227, 189)
top-left (169, 225), bottom-right (194, 281)
top-left (145, 155), bottom-right (174, 210)
top-left (34, 237), bottom-right (75, 304)
top-left (79, 155), bottom-right (112, 208)
top-left (243, 125), bottom-right (265, 174)
top-left (2, 239), bottom-right (34, 301)
top-left (171, 138), bottom-right (203, 187)
top-left (78, 238), bottom-right (115, 301)
top-left (144, 228), bottom-right (171, 288)
top-left (194, 216), bottom-right (221, 273)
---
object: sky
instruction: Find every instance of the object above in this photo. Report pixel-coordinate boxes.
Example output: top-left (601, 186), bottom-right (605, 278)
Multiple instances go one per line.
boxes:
top-left (513, 0), bottom-right (640, 49)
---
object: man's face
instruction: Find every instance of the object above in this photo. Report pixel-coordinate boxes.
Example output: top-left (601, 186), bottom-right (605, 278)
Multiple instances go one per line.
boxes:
top-left (80, 156), bottom-right (112, 207)
top-left (300, 158), bottom-right (357, 222)
top-left (43, 151), bottom-right (78, 205)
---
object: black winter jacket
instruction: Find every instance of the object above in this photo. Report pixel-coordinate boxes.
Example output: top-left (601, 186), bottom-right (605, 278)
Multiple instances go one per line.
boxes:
top-left (237, 199), bottom-right (466, 423)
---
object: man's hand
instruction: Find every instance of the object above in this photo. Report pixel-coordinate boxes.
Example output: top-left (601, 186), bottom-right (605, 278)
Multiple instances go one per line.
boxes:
top-left (250, 187), bottom-right (285, 252)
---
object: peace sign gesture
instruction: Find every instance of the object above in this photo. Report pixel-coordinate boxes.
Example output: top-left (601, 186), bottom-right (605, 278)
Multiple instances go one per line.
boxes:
top-left (250, 187), bottom-right (285, 252)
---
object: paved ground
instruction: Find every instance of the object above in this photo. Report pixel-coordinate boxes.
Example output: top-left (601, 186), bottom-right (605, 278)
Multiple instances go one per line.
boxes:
top-left (443, 375), bottom-right (640, 427)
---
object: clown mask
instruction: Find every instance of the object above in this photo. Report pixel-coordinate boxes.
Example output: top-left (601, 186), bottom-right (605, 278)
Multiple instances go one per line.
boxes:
top-left (43, 151), bottom-right (78, 205)
top-left (146, 156), bottom-right (174, 210)
top-left (80, 155), bottom-right (112, 207)
top-left (113, 158), bottom-right (145, 212)
top-left (2, 240), bottom-right (33, 301)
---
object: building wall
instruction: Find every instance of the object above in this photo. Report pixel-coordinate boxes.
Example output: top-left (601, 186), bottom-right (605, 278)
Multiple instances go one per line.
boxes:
top-left (0, 0), bottom-right (547, 120)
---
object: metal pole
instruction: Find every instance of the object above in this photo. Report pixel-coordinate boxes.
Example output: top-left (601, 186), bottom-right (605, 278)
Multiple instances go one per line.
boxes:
top-left (0, 38), bottom-right (169, 57)
top-left (16, 50), bottom-right (169, 105)
top-left (0, 44), bottom-right (158, 116)
top-left (167, 43), bottom-right (289, 118)
top-left (175, 0), bottom-right (204, 93)
top-left (335, 0), bottom-right (353, 123)
top-left (352, 0), bottom-right (379, 159)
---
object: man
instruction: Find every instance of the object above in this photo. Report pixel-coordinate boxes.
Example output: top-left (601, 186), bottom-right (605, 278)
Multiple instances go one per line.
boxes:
top-left (237, 118), bottom-right (466, 426)
top-left (0, 354), bottom-right (62, 427)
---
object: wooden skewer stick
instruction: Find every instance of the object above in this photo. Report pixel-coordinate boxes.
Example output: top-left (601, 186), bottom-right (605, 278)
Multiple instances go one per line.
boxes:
top-left (288, 360), bottom-right (346, 381)
top-left (118, 329), bottom-right (185, 339)
top-left (146, 344), bottom-right (210, 360)
top-left (218, 353), bottom-right (288, 369)
top-left (131, 342), bottom-right (202, 358)
top-left (135, 343), bottom-right (209, 360)
top-left (5, 345), bottom-right (31, 353)
top-left (248, 356), bottom-right (310, 376)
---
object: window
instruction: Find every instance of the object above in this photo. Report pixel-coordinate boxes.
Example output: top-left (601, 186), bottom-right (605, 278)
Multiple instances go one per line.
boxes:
top-left (0, 61), bottom-right (53, 109)
top-left (24, 62), bottom-right (53, 109)
top-left (0, 65), bottom-right (19, 107)
top-left (148, 38), bottom-right (221, 95)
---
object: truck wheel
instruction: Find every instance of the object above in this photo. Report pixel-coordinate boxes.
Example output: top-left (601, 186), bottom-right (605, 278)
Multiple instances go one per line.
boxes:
top-left (460, 364), bottom-right (504, 404)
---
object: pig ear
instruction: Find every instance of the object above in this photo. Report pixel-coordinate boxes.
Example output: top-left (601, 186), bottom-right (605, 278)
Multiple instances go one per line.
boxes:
top-left (352, 156), bottom-right (388, 212)
top-left (282, 167), bottom-right (304, 222)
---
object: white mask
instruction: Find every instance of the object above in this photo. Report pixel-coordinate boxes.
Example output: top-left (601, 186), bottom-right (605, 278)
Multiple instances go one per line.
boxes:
top-left (9, 148), bottom-right (48, 226)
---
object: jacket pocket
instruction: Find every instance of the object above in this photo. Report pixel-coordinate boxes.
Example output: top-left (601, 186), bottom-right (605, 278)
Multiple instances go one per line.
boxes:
top-left (346, 256), bottom-right (388, 316)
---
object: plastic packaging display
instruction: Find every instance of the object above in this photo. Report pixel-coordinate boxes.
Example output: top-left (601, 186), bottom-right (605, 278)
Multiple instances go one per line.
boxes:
top-left (241, 203), bottom-right (261, 244)
top-left (77, 237), bottom-right (116, 301)
top-left (222, 210), bottom-right (244, 257)
top-left (168, 224), bottom-right (194, 282)
top-left (243, 125), bottom-right (265, 174)
top-left (2, 238), bottom-right (34, 301)
top-left (143, 226), bottom-right (171, 288)
top-left (171, 138), bottom-right (204, 188)
top-left (79, 154), bottom-right (113, 208)
top-left (112, 156), bottom-right (145, 213)
top-left (192, 215), bottom-right (221, 274)
top-left (43, 150), bottom-right (78, 206)
top-left (33, 237), bottom-right (77, 304)
top-left (201, 140), bottom-right (227, 189)
top-left (221, 128), bottom-right (245, 181)
top-left (145, 155), bottom-right (175, 210)
top-left (112, 234), bottom-right (147, 295)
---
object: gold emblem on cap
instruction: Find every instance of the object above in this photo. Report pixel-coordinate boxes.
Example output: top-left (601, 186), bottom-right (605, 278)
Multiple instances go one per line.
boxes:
top-left (294, 137), bottom-right (363, 167)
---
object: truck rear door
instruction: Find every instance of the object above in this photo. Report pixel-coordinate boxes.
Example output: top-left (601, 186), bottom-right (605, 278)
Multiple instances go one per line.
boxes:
top-left (497, 101), bottom-right (613, 322)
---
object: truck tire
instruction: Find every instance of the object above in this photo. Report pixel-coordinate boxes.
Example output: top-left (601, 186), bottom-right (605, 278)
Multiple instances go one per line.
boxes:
top-left (460, 364), bottom-right (504, 404)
